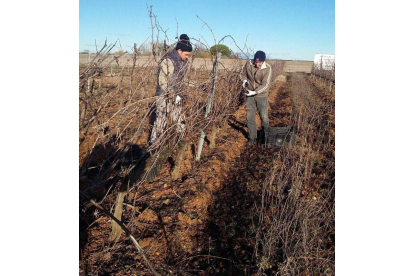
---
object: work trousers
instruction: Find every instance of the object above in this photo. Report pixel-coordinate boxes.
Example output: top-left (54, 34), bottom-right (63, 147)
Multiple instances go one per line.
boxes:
top-left (246, 96), bottom-right (269, 140)
top-left (150, 95), bottom-right (185, 146)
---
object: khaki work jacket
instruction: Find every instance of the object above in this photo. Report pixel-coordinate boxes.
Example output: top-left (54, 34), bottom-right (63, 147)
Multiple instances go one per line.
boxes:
top-left (240, 60), bottom-right (272, 98)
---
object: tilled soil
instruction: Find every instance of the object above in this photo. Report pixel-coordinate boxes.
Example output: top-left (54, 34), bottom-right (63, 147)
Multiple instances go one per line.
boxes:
top-left (79, 73), bottom-right (334, 275)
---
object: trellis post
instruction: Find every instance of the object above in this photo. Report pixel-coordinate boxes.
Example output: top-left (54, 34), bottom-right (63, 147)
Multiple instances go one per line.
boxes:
top-left (195, 52), bottom-right (221, 161)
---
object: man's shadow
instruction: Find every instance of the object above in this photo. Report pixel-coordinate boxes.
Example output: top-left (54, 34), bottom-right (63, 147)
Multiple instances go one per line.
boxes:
top-left (227, 115), bottom-right (249, 139)
top-left (228, 115), bottom-right (268, 144)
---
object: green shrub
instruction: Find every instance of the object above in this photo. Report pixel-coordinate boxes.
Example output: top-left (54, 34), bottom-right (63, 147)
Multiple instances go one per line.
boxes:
top-left (209, 44), bottom-right (231, 57)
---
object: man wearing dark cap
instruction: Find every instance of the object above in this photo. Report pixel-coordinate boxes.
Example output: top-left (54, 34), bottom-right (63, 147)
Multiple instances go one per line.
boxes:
top-left (240, 50), bottom-right (272, 145)
top-left (150, 34), bottom-right (193, 146)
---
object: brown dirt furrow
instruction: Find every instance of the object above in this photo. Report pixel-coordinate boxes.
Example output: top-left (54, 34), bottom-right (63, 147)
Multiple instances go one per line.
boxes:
top-left (80, 77), bottom-right (289, 275)
top-left (78, 72), bottom-right (336, 276)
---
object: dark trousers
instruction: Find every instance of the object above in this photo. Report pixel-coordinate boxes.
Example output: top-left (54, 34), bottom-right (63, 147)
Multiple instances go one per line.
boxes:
top-left (246, 96), bottom-right (269, 140)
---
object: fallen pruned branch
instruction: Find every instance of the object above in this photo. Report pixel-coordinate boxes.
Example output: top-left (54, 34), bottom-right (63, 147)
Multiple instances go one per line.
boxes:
top-left (80, 191), bottom-right (162, 276)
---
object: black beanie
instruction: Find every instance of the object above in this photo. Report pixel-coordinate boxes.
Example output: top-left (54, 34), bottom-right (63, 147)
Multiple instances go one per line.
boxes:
top-left (176, 34), bottom-right (193, 52)
top-left (254, 50), bottom-right (266, 62)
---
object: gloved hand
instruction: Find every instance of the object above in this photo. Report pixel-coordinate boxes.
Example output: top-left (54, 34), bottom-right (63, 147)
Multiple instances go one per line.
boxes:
top-left (175, 95), bottom-right (182, 105)
top-left (242, 80), bottom-right (248, 88)
top-left (245, 90), bottom-right (257, 97)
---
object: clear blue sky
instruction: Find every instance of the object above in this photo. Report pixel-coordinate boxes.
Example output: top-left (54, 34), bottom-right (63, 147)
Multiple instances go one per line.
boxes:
top-left (80, 0), bottom-right (334, 61)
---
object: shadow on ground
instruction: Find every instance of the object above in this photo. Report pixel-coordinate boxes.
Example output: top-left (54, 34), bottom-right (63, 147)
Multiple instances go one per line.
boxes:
top-left (185, 143), bottom-right (278, 275)
top-left (79, 140), bottom-right (147, 261)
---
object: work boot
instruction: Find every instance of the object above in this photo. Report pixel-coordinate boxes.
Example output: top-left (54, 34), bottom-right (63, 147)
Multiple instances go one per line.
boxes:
top-left (259, 126), bottom-right (269, 145)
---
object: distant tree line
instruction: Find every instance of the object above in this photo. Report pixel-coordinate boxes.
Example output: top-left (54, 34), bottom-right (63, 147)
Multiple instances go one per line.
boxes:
top-left (80, 43), bottom-right (239, 59)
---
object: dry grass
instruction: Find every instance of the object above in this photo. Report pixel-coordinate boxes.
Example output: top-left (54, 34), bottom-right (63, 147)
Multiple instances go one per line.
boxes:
top-left (251, 73), bottom-right (335, 275)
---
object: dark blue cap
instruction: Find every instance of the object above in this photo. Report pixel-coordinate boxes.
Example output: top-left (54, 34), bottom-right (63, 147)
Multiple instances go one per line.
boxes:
top-left (254, 50), bottom-right (266, 61)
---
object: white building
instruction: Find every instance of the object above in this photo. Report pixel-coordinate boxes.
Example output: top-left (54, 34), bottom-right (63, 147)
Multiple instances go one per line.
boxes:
top-left (314, 54), bottom-right (335, 70)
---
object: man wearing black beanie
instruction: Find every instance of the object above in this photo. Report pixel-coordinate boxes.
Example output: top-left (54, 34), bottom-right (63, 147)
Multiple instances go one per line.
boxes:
top-left (150, 34), bottom-right (193, 146)
top-left (240, 50), bottom-right (272, 145)
top-left (175, 34), bottom-right (193, 53)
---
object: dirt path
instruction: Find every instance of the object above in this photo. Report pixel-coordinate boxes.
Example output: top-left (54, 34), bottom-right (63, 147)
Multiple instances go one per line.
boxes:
top-left (79, 73), bottom-right (333, 275)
